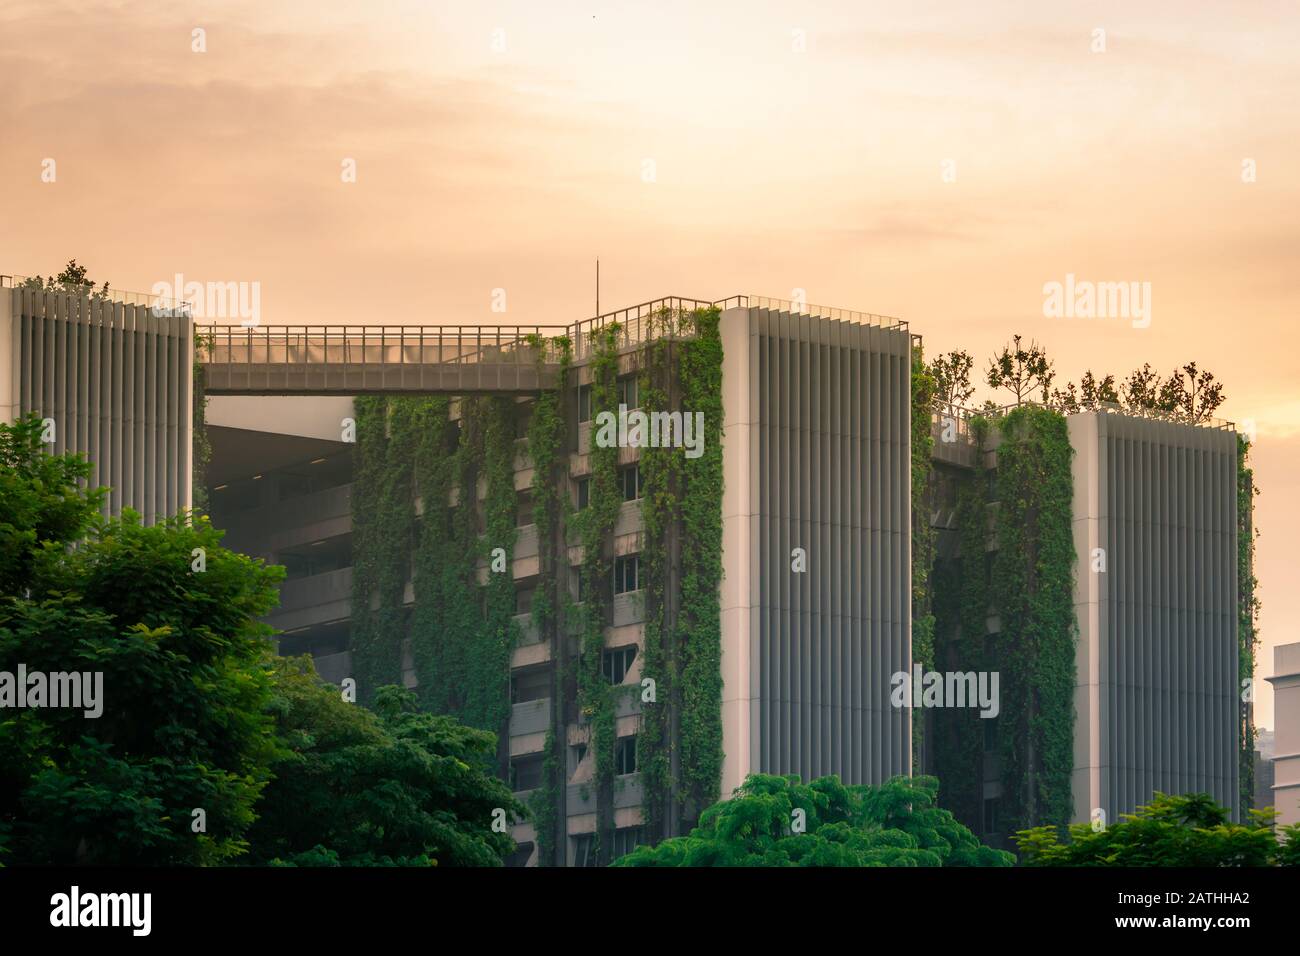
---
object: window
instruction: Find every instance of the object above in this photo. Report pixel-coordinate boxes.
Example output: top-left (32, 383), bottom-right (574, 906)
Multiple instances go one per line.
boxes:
top-left (505, 841), bottom-right (534, 868)
top-left (511, 668), bottom-right (550, 703)
top-left (983, 715), bottom-right (998, 752)
top-left (570, 744), bottom-right (588, 774)
top-left (575, 573), bottom-right (589, 604)
top-left (617, 376), bottom-right (639, 410)
top-left (612, 827), bottom-right (642, 860)
top-left (982, 797), bottom-right (1000, 836)
top-left (578, 385), bottom-right (592, 423)
top-left (572, 834), bottom-right (596, 868)
top-left (510, 756), bottom-right (544, 792)
top-left (515, 585), bottom-right (535, 616)
top-left (615, 736), bottom-right (637, 775)
top-left (602, 645), bottom-right (637, 685)
top-left (516, 490), bottom-right (534, 528)
top-left (620, 464), bottom-right (642, 501)
top-left (575, 477), bottom-right (590, 510)
top-left (514, 401), bottom-right (533, 439)
top-left (614, 554), bottom-right (640, 594)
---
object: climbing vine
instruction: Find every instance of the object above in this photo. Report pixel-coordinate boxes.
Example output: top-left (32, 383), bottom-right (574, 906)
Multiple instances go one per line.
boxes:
top-left (931, 419), bottom-right (990, 830)
top-left (349, 395), bottom-right (418, 701)
top-left (1237, 434), bottom-right (1260, 813)
top-left (637, 317), bottom-right (678, 841)
top-left (676, 307), bottom-right (725, 817)
top-left (911, 344), bottom-right (937, 764)
top-left (191, 330), bottom-right (213, 514)
top-left (410, 396), bottom-right (457, 712)
top-left (990, 406), bottom-right (1076, 833)
top-left (577, 324), bottom-right (623, 865)
top-left (524, 334), bottom-right (572, 866)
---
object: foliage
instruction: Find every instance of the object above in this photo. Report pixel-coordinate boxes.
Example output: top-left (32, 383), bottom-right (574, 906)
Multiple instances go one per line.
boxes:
top-left (1015, 792), bottom-right (1300, 867)
top-left (676, 307), bottom-right (725, 817)
top-left (1237, 435), bottom-right (1260, 811)
top-left (910, 346), bottom-right (937, 762)
top-left (523, 335), bottom-right (572, 865)
top-left (20, 259), bottom-right (111, 299)
top-left (614, 774), bottom-right (1013, 867)
top-left (247, 660), bottom-right (525, 866)
top-left (576, 324), bottom-right (624, 864)
top-left (349, 396), bottom-right (416, 700)
top-left (986, 335), bottom-right (1055, 406)
top-left (1119, 362), bottom-right (1225, 423)
top-left (1050, 370), bottom-right (1119, 414)
top-left (0, 415), bottom-right (283, 864)
top-left (929, 349), bottom-right (975, 408)
top-left (991, 406), bottom-right (1076, 832)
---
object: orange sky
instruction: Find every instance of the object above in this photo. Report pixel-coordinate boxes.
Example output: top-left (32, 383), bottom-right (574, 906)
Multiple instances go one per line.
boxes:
top-left (2, 0), bottom-right (1297, 727)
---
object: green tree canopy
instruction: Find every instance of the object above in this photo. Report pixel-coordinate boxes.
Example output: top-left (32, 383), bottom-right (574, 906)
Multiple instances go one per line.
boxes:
top-left (247, 659), bottom-right (525, 866)
top-left (614, 773), bottom-right (1013, 867)
top-left (1014, 791), bottom-right (1300, 867)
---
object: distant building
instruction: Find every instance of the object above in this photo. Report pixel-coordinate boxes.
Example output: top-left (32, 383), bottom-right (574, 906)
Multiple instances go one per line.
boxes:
top-left (1266, 643), bottom-right (1300, 826)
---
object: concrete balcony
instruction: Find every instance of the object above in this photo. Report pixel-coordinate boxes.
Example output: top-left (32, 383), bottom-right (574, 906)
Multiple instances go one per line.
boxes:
top-left (267, 566), bottom-right (352, 631)
top-left (510, 698), bottom-right (551, 738)
top-left (312, 650), bottom-right (353, 684)
top-left (218, 482), bottom-right (353, 554)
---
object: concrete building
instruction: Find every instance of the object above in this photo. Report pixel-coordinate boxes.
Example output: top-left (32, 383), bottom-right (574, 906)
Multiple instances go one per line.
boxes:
top-left (0, 276), bottom-right (193, 519)
top-left (1266, 642), bottom-right (1300, 826)
top-left (1069, 409), bottom-right (1241, 824)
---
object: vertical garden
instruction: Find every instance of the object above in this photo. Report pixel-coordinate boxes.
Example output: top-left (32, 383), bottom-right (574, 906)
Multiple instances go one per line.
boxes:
top-left (347, 308), bottom-right (725, 864)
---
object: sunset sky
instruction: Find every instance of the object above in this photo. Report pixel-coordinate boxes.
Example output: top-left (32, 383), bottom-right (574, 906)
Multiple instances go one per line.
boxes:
top-left (2, 0), bottom-right (1296, 726)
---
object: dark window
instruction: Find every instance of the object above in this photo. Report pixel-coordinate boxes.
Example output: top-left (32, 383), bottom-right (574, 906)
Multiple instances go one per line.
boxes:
top-left (620, 464), bottom-right (642, 501)
top-left (510, 756), bottom-right (544, 792)
top-left (602, 645), bottom-right (637, 684)
top-left (505, 841), bottom-right (534, 868)
top-left (573, 834), bottom-right (596, 867)
top-left (983, 715), bottom-right (998, 752)
top-left (614, 554), bottom-right (640, 594)
top-left (576, 477), bottom-right (590, 510)
top-left (576, 573), bottom-right (589, 604)
top-left (514, 401), bottom-right (533, 439)
top-left (517, 490), bottom-right (534, 528)
top-left (982, 797), bottom-right (1000, 836)
top-left (515, 586), bottom-right (535, 616)
top-left (511, 669), bottom-right (550, 704)
top-left (578, 385), bottom-right (592, 423)
top-left (612, 827), bottom-right (642, 860)
top-left (570, 744), bottom-right (588, 774)
top-left (615, 736), bottom-right (637, 775)
top-left (617, 376), bottom-right (639, 410)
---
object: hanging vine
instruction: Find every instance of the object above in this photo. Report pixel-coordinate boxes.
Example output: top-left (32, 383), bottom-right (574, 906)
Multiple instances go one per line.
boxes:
top-left (911, 344), bottom-right (937, 764)
top-left (410, 396), bottom-right (457, 712)
top-left (524, 334), bottom-right (572, 866)
top-left (991, 406), bottom-right (1076, 832)
top-left (932, 418), bottom-right (990, 830)
top-left (637, 313), bottom-right (680, 841)
top-left (577, 324), bottom-right (623, 865)
top-left (676, 307), bottom-right (725, 817)
top-left (349, 395), bottom-right (418, 702)
top-left (1237, 434), bottom-right (1260, 813)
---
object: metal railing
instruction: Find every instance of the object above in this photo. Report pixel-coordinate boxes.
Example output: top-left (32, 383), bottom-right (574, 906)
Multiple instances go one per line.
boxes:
top-left (935, 398), bottom-right (1234, 433)
top-left (197, 292), bottom-right (911, 379)
top-left (2, 273), bottom-right (192, 313)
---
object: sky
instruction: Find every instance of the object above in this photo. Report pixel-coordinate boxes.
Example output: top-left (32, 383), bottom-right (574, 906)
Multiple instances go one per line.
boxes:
top-left (2, 0), bottom-right (1296, 727)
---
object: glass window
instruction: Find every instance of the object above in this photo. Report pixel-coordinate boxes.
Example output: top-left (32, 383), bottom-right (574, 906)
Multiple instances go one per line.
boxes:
top-left (578, 385), bottom-right (592, 423)
top-left (576, 477), bottom-right (590, 510)
top-left (620, 464), bottom-right (642, 501)
top-left (617, 376), bottom-right (639, 410)
top-left (602, 645), bottom-right (637, 684)
top-left (614, 554), bottom-right (640, 594)
top-left (615, 736), bottom-right (637, 775)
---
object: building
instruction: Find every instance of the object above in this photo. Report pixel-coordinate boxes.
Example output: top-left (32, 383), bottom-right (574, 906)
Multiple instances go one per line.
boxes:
top-left (1, 276), bottom-right (193, 519)
top-left (1266, 643), bottom-right (1300, 826)
top-left (7, 271), bottom-right (1249, 862)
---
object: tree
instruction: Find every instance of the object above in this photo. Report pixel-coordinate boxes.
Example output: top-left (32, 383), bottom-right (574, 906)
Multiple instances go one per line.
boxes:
top-left (1120, 362), bottom-right (1168, 413)
top-left (1160, 362), bottom-right (1226, 423)
top-left (986, 335), bottom-right (1055, 406)
top-left (0, 418), bottom-right (283, 865)
top-left (247, 660), bottom-right (526, 866)
top-left (1015, 791), bottom-right (1300, 866)
top-left (614, 773), bottom-right (1013, 867)
top-left (929, 350), bottom-right (976, 408)
top-left (20, 259), bottom-right (111, 299)
top-left (1051, 370), bottom-right (1120, 414)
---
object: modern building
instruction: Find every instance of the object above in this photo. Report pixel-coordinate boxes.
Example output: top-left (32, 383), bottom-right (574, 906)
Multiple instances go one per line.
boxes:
top-left (5, 270), bottom-right (1251, 861)
top-left (1, 276), bottom-right (193, 519)
top-left (1266, 642), bottom-right (1300, 826)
